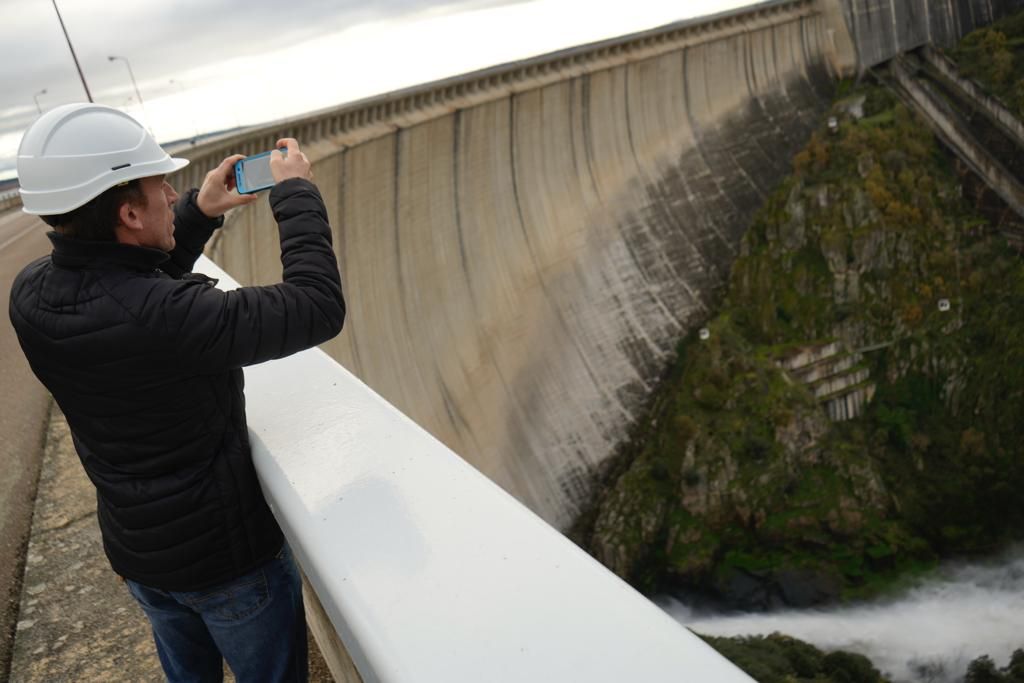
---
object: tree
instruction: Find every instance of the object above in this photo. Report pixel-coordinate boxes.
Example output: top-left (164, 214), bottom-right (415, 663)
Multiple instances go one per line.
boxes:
top-left (966, 655), bottom-right (1006, 683)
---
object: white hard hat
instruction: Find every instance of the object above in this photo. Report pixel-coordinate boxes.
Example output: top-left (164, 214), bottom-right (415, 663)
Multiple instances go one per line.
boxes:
top-left (17, 103), bottom-right (189, 215)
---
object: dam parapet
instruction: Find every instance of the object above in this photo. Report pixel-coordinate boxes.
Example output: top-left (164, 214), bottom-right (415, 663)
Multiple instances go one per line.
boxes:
top-left (163, 0), bottom-right (821, 191)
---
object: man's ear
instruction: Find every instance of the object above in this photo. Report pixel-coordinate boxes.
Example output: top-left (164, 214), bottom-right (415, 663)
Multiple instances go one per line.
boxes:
top-left (117, 200), bottom-right (143, 232)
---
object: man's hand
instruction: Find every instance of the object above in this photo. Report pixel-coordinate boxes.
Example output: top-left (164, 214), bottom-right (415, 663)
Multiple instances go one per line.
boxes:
top-left (270, 138), bottom-right (313, 183)
top-left (196, 154), bottom-right (259, 218)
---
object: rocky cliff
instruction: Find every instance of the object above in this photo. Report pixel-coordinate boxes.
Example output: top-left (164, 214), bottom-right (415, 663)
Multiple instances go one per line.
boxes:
top-left (578, 80), bottom-right (1024, 609)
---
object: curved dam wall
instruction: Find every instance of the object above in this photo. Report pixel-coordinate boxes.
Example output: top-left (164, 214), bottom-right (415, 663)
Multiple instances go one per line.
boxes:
top-left (836, 0), bottom-right (1024, 71)
top-left (169, 0), bottom-right (833, 529)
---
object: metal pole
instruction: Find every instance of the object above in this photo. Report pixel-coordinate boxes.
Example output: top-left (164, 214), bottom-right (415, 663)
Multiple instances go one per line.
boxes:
top-left (33, 89), bottom-right (48, 115)
top-left (50, 0), bottom-right (92, 102)
top-left (109, 56), bottom-right (151, 135)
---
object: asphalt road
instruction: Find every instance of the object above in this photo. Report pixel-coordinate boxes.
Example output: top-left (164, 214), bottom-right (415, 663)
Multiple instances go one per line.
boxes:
top-left (0, 207), bottom-right (53, 680)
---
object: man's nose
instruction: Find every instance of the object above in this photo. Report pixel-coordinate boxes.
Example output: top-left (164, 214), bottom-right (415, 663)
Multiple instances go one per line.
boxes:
top-left (165, 183), bottom-right (179, 204)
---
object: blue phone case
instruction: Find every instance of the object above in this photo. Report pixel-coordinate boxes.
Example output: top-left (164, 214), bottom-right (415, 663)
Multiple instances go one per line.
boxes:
top-left (234, 148), bottom-right (286, 194)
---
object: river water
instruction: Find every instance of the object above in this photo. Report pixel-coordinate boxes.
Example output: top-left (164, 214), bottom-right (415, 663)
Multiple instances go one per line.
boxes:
top-left (659, 548), bottom-right (1024, 683)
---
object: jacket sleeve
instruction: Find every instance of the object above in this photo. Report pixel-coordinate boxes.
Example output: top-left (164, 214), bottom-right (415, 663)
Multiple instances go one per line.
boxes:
top-left (163, 189), bottom-right (224, 279)
top-left (160, 178), bottom-right (345, 373)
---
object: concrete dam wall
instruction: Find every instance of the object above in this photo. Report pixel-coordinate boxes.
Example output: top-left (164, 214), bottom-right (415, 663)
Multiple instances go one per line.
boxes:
top-left (838, 0), bottom-right (1024, 71)
top-left (161, 0), bottom-right (1017, 530)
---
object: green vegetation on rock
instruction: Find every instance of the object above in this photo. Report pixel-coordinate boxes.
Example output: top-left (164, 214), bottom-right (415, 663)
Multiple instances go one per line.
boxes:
top-left (577, 79), bottom-right (1024, 609)
top-left (949, 11), bottom-right (1024, 117)
top-left (701, 636), bottom-right (1024, 683)
top-left (700, 633), bottom-right (888, 683)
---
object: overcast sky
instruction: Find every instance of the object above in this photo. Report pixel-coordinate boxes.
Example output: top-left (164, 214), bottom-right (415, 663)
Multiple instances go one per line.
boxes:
top-left (0, 0), bottom-right (754, 180)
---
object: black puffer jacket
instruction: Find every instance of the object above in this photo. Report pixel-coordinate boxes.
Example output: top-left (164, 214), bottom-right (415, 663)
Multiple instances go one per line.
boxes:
top-left (9, 178), bottom-right (344, 591)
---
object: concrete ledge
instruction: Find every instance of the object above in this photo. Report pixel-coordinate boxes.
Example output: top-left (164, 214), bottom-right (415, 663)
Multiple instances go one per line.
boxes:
top-left (192, 255), bottom-right (753, 682)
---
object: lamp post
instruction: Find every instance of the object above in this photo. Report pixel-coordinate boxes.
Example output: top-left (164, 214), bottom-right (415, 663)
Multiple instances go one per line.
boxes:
top-left (50, 0), bottom-right (92, 102)
top-left (33, 89), bottom-right (48, 115)
top-left (108, 55), bottom-right (151, 134)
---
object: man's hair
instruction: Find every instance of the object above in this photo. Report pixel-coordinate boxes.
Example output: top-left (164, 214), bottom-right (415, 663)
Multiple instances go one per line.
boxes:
top-left (41, 180), bottom-right (147, 241)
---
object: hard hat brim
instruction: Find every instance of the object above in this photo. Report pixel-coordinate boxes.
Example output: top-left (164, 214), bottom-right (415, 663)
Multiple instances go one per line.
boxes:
top-left (21, 156), bottom-right (191, 216)
top-left (167, 157), bottom-right (190, 174)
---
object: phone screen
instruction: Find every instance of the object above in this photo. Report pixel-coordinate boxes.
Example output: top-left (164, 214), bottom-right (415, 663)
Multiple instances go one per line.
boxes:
top-left (238, 153), bottom-right (276, 193)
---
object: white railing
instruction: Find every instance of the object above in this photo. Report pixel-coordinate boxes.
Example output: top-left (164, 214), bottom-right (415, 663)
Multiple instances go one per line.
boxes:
top-left (193, 256), bottom-right (752, 683)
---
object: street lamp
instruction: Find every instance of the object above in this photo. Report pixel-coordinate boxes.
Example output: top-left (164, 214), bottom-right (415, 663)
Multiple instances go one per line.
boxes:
top-left (50, 0), bottom-right (92, 102)
top-left (33, 89), bottom-right (48, 115)
top-left (108, 55), bottom-right (151, 134)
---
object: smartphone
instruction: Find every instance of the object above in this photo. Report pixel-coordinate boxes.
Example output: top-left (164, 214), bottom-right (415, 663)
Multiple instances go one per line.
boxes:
top-left (234, 148), bottom-right (286, 194)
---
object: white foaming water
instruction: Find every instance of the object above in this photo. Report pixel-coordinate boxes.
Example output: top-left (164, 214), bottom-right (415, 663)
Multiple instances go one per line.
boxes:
top-left (659, 549), bottom-right (1024, 683)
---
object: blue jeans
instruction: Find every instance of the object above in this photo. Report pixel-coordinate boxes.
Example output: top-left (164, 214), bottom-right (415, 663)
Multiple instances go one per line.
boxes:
top-left (126, 543), bottom-right (308, 683)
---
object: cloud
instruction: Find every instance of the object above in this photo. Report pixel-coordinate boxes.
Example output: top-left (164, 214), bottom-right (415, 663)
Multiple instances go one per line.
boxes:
top-left (0, 0), bottom-right (532, 177)
top-left (0, 0), bottom-right (526, 137)
top-left (0, 0), bottom-right (748, 179)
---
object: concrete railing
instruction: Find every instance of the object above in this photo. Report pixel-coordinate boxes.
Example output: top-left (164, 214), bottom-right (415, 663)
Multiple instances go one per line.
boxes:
top-left (191, 254), bottom-right (753, 682)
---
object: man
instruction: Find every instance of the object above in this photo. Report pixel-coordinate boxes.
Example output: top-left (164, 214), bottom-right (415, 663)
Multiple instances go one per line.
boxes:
top-left (8, 103), bottom-right (345, 682)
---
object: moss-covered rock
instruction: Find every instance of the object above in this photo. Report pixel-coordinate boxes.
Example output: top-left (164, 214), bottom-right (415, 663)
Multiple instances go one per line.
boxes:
top-left (948, 11), bottom-right (1024, 119)
top-left (578, 80), bottom-right (1024, 607)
